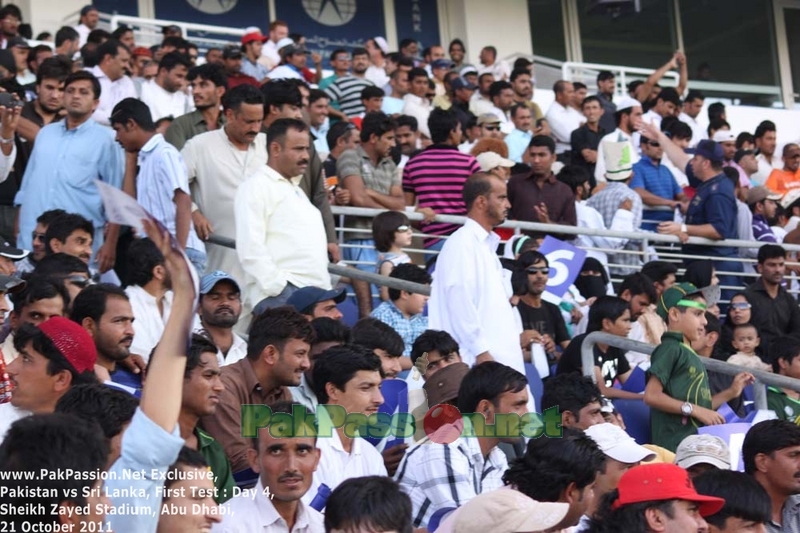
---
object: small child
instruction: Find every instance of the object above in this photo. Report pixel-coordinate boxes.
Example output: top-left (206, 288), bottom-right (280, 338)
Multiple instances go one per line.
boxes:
top-left (372, 210), bottom-right (413, 301)
top-left (727, 323), bottom-right (772, 373)
top-left (644, 283), bottom-right (752, 452)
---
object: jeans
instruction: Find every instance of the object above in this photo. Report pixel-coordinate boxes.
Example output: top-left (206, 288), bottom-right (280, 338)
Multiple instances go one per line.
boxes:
top-left (185, 247), bottom-right (208, 277)
top-left (343, 239), bottom-right (379, 298)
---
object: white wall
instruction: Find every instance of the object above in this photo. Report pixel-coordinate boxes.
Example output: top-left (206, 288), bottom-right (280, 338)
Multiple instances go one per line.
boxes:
top-left (439, 0), bottom-right (532, 64)
top-left (15, 0), bottom-right (88, 36)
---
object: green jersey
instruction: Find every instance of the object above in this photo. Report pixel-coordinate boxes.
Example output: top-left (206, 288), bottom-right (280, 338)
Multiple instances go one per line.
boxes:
top-left (767, 386), bottom-right (800, 424)
top-left (647, 331), bottom-right (713, 451)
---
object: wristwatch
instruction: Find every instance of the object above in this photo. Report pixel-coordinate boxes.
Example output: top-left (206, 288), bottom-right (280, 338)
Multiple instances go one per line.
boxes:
top-left (680, 223), bottom-right (688, 234)
top-left (681, 402), bottom-right (693, 416)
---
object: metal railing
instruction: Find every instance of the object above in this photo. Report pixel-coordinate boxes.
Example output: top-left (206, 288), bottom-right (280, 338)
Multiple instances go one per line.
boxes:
top-left (108, 14), bottom-right (246, 51)
top-left (580, 332), bottom-right (800, 410)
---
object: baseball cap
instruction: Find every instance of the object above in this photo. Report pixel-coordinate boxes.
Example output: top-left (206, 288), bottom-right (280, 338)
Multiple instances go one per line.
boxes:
top-left (0, 274), bottom-right (24, 294)
top-left (585, 423), bottom-right (656, 464)
top-left (222, 46), bottom-right (242, 60)
top-left (0, 243), bottom-right (28, 261)
top-left (451, 77), bottom-right (476, 91)
top-left (277, 37), bottom-right (308, 57)
top-left (686, 140), bottom-right (725, 164)
top-left (477, 113), bottom-right (501, 126)
top-left (712, 130), bottom-right (737, 143)
top-left (460, 65), bottom-right (478, 77)
top-left (423, 362), bottom-right (469, 407)
top-left (782, 188), bottom-right (800, 209)
top-left (285, 286), bottom-right (346, 315)
top-left (734, 148), bottom-right (754, 164)
top-left (438, 488), bottom-right (569, 533)
top-left (431, 58), bottom-right (454, 69)
top-left (656, 282), bottom-right (705, 321)
top-left (38, 316), bottom-right (98, 374)
top-left (476, 152), bottom-right (515, 172)
top-left (612, 463), bottom-right (725, 516)
top-left (199, 270), bottom-right (240, 295)
top-left (132, 46), bottom-right (153, 58)
top-left (674, 434), bottom-right (731, 470)
top-left (746, 185), bottom-right (782, 206)
top-left (7, 36), bottom-right (28, 49)
top-left (241, 30), bottom-right (268, 45)
top-left (616, 96), bottom-right (642, 112)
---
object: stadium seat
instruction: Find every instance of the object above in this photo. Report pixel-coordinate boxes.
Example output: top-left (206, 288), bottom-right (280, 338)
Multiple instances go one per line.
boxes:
top-left (613, 398), bottom-right (651, 445)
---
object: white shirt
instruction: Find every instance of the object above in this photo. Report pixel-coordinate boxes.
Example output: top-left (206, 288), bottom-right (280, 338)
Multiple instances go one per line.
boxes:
top-left (301, 425), bottom-right (388, 508)
top-left (402, 94), bottom-right (433, 139)
top-left (182, 128), bottom-right (268, 285)
top-left (137, 134), bottom-right (204, 252)
top-left (90, 66), bottom-right (137, 126)
top-left (641, 109), bottom-right (663, 131)
top-left (678, 112), bottom-right (706, 147)
top-left (752, 153), bottom-right (779, 186)
top-left (469, 93), bottom-right (495, 117)
top-left (260, 40), bottom-right (281, 70)
top-left (595, 128), bottom-right (641, 183)
top-left (0, 402), bottom-right (30, 443)
top-left (214, 479), bottom-right (324, 533)
top-left (139, 80), bottom-right (194, 122)
top-left (478, 60), bottom-right (510, 81)
top-left (546, 101), bottom-right (584, 154)
top-left (125, 285), bottom-right (173, 362)
top-left (216, 333), bottom-right (247, 367)
top-left (365, 64), bottom-right (389, 88)
top-left (74, 23), bottom-right (91, 47)
top-left (575, 200), bottom-right (634, 275)
top-left (267, 64), bottom-right (304, 81)
top-left (428, 218), bottom-right (525, 374)
top-left (234, 165), bottom-right (330, 307)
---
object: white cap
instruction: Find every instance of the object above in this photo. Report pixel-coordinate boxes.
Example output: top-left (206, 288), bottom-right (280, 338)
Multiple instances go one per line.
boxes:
top-left (616, 96), bottom-right (642, 112)
top-left (373, 36), bottom-right (389, 54)
top-left (476, 151), bottom-right (515, 172)
top-left (585, 423), bottom-right (656, 464)
top-left (712, 130), bottom-right (737, 143)
top-left (437, 488), bottom-right (569, 533)
top-left (674, 434), bottom-right (731, 470)
top-left (783, 188), bottom-right (800, 209)
top-left (460, 64), bottom-right (478, 77)
top-left (276, 37), bottom-right (295, 51)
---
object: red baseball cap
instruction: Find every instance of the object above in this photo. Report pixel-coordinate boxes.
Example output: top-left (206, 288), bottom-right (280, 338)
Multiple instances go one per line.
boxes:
top-left (241, 31), bottom-right (268, 45)
top-left (38, 317), bottom-right (97, 374)
top-left (132, 46), bottom-right (153, 58)
top-left (612, 463), bottom-right (725, 516)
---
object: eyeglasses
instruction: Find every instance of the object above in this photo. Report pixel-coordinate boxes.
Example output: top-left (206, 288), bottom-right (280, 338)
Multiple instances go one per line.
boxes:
top-left (31, 232), bottom-right (45, 242)
top-left (730, 302), bottom-right (751, 310)
top-left (644, 140), bottom-right (660, 148)
top-left (395, 225), bottom-right (411, 232)
top-left (484, 126), bottom-right (500, 131)
top-left (526, 266), bottom-right (549, 274)
top-left (64, 275), bottom-right (93, 288)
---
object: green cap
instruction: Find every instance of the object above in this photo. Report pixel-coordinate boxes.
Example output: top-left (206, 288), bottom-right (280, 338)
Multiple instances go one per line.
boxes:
top-left (656, 282), bottom-right (705, 321)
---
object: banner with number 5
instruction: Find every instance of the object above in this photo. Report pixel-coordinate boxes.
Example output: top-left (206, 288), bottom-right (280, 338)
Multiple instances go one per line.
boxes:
top-left (536, 236), bottom-right (587, 299)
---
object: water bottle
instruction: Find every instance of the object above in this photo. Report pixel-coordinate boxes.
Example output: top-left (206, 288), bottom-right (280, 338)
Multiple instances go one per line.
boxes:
top-left (309, 483), bottom-right (331, 512)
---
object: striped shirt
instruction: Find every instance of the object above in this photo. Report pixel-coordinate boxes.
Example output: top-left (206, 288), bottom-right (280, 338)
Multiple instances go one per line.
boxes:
top-left (402, 145), bottom-right (481, 247)
top-left (324, 75), bottom-right (375, 118)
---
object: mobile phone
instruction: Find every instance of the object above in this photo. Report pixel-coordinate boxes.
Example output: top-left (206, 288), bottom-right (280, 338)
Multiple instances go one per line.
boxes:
top-left (0, 92), bottom-right (21, 108)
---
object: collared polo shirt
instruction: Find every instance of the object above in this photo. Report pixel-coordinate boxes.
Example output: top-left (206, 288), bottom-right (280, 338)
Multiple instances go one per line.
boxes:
top-left (337, 145), bottom-right (399, 240)
top-left (507, 171), bottom-right (577, 227)
top-left (196, 427), bottom-right (236, 503)
top-left (630, 157), bottom-right (683, 230)
top-left (164, 109), bottom-right (225, 151)
top-left (683, 173), bottom-right (738, 258)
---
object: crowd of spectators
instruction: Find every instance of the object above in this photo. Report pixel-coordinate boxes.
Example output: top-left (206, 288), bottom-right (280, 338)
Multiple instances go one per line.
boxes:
top-left (1, 4), bottom-right (800, 533)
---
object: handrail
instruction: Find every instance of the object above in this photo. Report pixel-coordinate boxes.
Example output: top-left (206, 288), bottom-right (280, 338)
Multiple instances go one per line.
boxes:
top-left (330, 206), bottom-right (800, 252)
top-left (579, 332), bottom-right (800, 411)
top-left (109, 15), bottom-right (247, 38)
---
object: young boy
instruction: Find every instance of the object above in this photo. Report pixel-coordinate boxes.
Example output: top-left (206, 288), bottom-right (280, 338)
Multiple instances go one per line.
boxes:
top-left (767, 336), bottom-right (800, 422)
top-left (644, 283), bottom-right (752, 451)
top-left (727, 323), bottom-right (771, 372)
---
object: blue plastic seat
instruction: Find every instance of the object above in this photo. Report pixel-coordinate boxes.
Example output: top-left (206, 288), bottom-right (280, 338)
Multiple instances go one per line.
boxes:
top-left (613, 398), bottom-right (651, 445)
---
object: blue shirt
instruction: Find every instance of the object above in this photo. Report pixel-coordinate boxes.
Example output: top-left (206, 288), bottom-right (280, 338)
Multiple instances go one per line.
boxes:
top-left (684, 173), bottom-right (738, 258)
top-left (370, 300), bottom-right (428, 357)
top-left (505, 128), bottom-right (533, 163)
top-left (630, 157), bottom-right (682, 230)
top-left (15, 118), bottom-right (124, 255)
top-left (105, 408), bottom-right (185, 533)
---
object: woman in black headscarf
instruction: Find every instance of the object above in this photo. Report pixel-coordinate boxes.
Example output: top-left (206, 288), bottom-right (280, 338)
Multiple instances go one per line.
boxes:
top-left (574, 257), bottom-right (610, 301)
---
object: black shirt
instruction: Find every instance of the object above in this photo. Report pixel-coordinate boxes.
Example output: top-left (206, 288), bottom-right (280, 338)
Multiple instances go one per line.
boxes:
top-left (597, 93), bottom-right (617, 133)
top-left (557, 332), bottom-right (630, 387)
top-left (570, 124), bottom-right (606, 187)
top-left (517, 299), bottom-right (571, 346)
top-left (744, 278), bottom-right (800, 348)
top-left (323, 155), bottom-right (337, 183)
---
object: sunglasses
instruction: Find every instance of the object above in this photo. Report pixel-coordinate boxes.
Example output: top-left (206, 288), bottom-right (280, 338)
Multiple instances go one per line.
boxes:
top-left (396, 225), bottom-right (411, 232)
top-left (64, 275), bottom-right (93, 288)
top-left (31, 232), bottom-right (45, 242)
top-left (484, 126), bottom-right (500, 131)
top-left (730, 302), bottom-right (751, 310)
top-left (644, 140), bottom-right (660, 148)
top-left (526, 266), bottom-right (549, 274)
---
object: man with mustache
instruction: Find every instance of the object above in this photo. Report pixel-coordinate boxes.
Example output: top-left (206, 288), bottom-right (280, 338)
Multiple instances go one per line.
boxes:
top-left (198, 270), bottom-right (246, 366)
top-left (235, 118), bottom-right (330, 310)
top-left (70, 283), bottom-right (138, 393)
top-left (215, 400), bottom-right (323, 532)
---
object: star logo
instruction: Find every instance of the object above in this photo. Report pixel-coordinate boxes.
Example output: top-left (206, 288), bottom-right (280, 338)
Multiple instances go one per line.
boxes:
top-left (186, 0), bottom-right (238, 15)
top-left (302, 0), bottom-right (357, 26)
